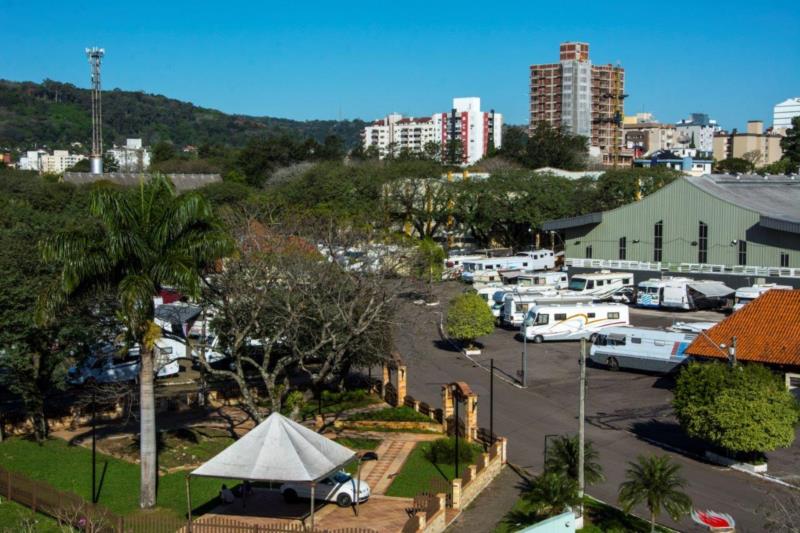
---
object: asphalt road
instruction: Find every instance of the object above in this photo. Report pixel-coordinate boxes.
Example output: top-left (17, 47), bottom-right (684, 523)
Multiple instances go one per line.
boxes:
top-left (394, 282), bottom-right (799, 532)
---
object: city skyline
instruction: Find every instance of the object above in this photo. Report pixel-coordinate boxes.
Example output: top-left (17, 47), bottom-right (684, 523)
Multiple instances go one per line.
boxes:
top-left (0, 0), bottom-right (798, 129)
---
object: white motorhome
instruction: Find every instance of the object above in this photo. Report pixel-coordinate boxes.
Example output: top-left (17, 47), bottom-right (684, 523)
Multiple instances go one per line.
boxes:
top-left (589, 326), bottom-right (700, 373)
top-left (733, 284), bottom-right (792, 311)
top-left (503, 291), bottom-right (596, 327)
top-left (516, 271), bottom-right (569, 290)
top-left (561, 271), bottom-right (634, 301)
top-left (461, 250), bottom-right (556, 282)
top-left (523, 302), bottom-right (630, 342)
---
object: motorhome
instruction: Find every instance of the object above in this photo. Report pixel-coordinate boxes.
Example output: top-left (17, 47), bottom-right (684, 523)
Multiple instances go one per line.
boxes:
top-left (561, 271), bottom-right (634, 301)
top-left (636, 277), bottom-right (734, 311)
top-left (461, 250), bottom-right (556, 282)
top-left (516, 271), bottom-right (569, 290)
top-left (589, 326), bottom-right (702, 373)
top-left (522, 302), bottom-right (630, 342)
top-left (733, 283), bottom-right (792, 311)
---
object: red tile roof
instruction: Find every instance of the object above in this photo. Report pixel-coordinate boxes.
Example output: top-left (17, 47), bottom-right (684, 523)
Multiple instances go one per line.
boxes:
top-left (686, 289), bottom-right (800, 366)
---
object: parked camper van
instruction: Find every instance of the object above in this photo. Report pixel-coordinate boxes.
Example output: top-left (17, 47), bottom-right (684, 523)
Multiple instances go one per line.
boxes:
top-left (636, 277), bottom-right (734, 310)
top-left (733, 284), bottom-right (792, 311)
top-left (561, 271), bottom-right (634, 301)
top-left (590, 326), bottom-right (701, 373)
top-left (461, 250), bottom-right (555, 282)
top-left (522, 302), bottom-right (629, 342)
top-left (517, 271), bottom-right (569, 290)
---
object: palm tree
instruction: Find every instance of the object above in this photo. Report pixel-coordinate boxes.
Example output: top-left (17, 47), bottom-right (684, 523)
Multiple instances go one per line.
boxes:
top-left (520, 472), bottom-right (580, 519)
top-left (37, 175), bottom-right (233, 508)
top-left (618, 455), bottom-right (692, 532)
top-left (545, 434), bottom-right (605, 486)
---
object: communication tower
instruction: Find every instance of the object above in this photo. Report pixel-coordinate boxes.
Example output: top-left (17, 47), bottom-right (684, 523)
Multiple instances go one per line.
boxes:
top-left (86, 47), bottom-right (105, 174)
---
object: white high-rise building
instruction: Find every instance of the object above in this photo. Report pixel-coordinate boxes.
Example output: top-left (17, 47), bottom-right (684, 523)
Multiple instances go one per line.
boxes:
top-left (773, 98), bottom-right (800, 131)
top-left (107, 138), bottom-right (152, 171)
top-left (362, 97), bottom-right (502, 165)
top-left (675, 113), bottom-right (720, 152)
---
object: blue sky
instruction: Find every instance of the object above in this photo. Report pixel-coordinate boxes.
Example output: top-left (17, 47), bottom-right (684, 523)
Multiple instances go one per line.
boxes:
top-left (1, 0), bottom-right (798, 128)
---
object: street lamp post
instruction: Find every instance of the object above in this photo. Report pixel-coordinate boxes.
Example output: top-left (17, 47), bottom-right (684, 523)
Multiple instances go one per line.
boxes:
top-left (516, 291), bottom-right (528, 388)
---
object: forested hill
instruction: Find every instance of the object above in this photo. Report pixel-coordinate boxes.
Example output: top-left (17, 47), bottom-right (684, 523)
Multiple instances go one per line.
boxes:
top-left (0, 79), bottom-right (367, 149)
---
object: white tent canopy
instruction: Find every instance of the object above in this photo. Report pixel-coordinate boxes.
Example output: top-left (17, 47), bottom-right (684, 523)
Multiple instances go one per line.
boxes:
top-left (191, 412), bottom-right (356, 483)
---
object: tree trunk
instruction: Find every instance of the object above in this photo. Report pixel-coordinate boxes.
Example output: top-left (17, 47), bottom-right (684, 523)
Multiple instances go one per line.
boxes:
top-left (650, 512), bottom-right (656, 533)
top-left (139, 346), bottom-right (157, 508)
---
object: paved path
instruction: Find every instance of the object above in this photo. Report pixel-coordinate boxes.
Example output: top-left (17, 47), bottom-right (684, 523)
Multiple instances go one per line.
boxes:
top-left (446, 466), bottom-right (528, 532)
top-left (360, 434), bottom-right (440, 495)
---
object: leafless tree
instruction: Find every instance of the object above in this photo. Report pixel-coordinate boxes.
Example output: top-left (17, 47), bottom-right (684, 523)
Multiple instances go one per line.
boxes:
top-left (763, 491), bottom-right (800, 532)
top-left (198, 211), bottom-right (405, 422)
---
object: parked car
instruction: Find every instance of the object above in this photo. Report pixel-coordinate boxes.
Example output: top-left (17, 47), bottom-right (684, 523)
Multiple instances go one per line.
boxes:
top-left (280, 471), bottom-right (370, 507)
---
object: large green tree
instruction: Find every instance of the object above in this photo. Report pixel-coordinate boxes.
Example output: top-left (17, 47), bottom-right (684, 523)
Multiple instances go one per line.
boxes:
top-left (618, 455), bottom-right (692, 532)
top-left (37, 174), bottom-right (233, 508)
top-left (673, 362), bottom-right (799, 456)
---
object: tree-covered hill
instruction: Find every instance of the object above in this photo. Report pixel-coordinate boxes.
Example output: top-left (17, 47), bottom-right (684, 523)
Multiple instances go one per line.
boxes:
top-left (0, 79), bottom-right (367, 150)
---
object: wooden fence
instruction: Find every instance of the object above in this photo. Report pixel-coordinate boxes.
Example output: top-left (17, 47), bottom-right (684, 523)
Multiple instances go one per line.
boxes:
top-left (0, 465), bottom-right (377, 533)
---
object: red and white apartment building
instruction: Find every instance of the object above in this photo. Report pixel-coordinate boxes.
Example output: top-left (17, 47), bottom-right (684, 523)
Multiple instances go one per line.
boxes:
top-left (362, 97), bottom-right (503, 166)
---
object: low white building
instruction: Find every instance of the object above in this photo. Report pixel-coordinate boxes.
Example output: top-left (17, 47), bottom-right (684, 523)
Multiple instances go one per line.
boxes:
top-left (363, 97), bottom-right (502, 166)
top-left (773, 97), bottom-right (800, 132)
top-left (107, 138), bottom-right (151, 171)
top-left (19, 149), bottom-right (86, 173)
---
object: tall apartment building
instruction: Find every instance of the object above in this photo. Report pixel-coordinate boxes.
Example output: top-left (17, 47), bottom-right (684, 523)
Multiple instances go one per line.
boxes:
top-left (362, 97), bottom-right (502, 166)
top-left (773, 97), bottom-right (800, 132)
top-left (713, 120), bottom-right (784, 166)
top-left (675, 113), bottom-right (719, 152)
top-left (530, 42), bottom-right (625, 164)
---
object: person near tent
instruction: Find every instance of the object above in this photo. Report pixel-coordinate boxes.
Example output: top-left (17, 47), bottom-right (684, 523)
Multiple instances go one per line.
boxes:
top-left (219, 484), bottom-right (235, 504)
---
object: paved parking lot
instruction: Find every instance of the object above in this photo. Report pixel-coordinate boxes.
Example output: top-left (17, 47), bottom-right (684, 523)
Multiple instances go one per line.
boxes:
top-left (395, 282), bottom-right (800, 532)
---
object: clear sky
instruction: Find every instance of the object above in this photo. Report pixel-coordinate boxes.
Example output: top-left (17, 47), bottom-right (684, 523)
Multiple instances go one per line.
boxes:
top-left (1, 0), bottom-right (798, 128)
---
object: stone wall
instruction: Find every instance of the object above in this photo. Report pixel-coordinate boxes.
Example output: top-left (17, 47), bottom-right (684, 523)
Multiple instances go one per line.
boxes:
top-left (402, 493), bottom-right (448, 533)
top-left (454, 437), bottom-right (507, 510)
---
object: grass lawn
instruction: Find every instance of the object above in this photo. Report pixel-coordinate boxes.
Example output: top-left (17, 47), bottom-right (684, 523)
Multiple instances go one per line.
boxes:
top-left (300, 389), bottom-right (381, 420)
top-left (0, 437), bottom-right (222, 520)
top-left (493, 495), bottom-right (674, 533)
top-left (0, 498), bottom-right (60, 532)
top-left (385, 440), bottom-right (483, 498)
top-left (334, 437), bottom-right (381, 451)
top-left (348, 406), bottom-right (431, 422)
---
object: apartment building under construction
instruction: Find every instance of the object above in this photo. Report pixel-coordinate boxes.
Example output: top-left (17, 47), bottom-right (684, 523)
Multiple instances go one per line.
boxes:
top-left (530, 42), bottom-right (626, 165)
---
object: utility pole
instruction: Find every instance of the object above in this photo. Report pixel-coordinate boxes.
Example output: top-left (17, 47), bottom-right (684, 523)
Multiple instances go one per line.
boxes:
top-left (518, 293), bottom-right (528, 388)
top-left (454, 390), bottom-right (459, 478)
top-left (92, 389), bottom-right (97, 503)
top-left (489, 359), bottom-right (494, 446)
top-left (578, 338), bottom-right (587, 520)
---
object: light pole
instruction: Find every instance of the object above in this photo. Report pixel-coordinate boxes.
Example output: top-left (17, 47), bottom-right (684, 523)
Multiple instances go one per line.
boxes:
top-left (577, 338), bottom-right (587, 522)
top-left (516, 291), bottom-right (528, 388)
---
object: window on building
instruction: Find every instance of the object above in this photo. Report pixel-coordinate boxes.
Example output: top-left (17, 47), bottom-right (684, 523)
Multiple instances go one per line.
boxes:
top-left (654, 221), bottom-right (663, 262)
top-left (585, 245), bottom-right (593, 259)
top-left (698, 222), bottom-right (708, 263)
top-left (738, 241), bottom-right (747, 266)
top-left (781, 252), bottom-right (790, 268)
top-left (619, 237), bottom-right (627, 260)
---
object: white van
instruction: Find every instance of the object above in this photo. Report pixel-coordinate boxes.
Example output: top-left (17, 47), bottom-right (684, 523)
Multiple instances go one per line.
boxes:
top-left (461, 250), bottom-right (556, 282)
top-left (561, 271), bottom-right (634, 301)
top-left (733, 283), bottom-right (792, 311)
top-left (636, 277), bottom-right (694, 309)
top-left (637, 277), bottom-right (734, 310)
top-left (523, 303), bottom-right (630, 342)
top-left (517, 271), bottom-right (569, 290)
top-left (590, 326), bottom-right (700, 373)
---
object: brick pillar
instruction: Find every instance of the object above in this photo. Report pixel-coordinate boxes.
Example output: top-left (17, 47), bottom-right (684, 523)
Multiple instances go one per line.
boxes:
top-left (499, 437), bottom-right (508, 464)
top-left (465, 394), bottom-right (478, 443)
top-left (381, 364), bottom-right (390, 400)
top-left (396, 365), bottom-right (407, 407)
top-left (441, 386), bottom-right (454, 435)
top-left (451, 478), bottom-right (462, 510)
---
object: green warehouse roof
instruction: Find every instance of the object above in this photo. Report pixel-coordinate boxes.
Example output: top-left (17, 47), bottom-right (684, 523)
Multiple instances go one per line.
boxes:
top-left (542, 174), bottom-right (800, 234)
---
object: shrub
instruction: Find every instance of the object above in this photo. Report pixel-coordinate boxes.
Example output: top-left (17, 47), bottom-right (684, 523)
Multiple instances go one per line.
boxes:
top-left (424, 437), bottom-right (480, 465)
top-left (348, 406), bottom-right (431, 422)
top-left (673, 362), bottom-right (800, 455)
top-left (446, 293), bottom-right (495, 348)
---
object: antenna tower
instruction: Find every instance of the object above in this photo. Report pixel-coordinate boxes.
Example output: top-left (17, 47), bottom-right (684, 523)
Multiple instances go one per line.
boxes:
top-left (86, 47), bottom-right (105, 174)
